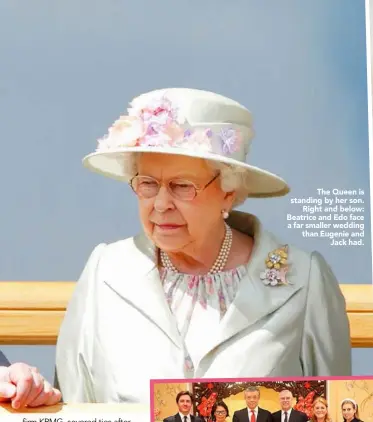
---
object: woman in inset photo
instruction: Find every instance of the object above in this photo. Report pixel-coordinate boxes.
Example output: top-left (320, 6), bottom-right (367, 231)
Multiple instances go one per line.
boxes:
top-left (341, 399), bottom-right (363, 422)
top-left (309, 397), bottom-right (331, 422)
top-left (211, 401), bottom-right (229, 422)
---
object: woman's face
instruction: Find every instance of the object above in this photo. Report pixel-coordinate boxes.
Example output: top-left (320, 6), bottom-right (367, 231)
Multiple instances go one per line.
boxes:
top-left (136, 153), bottom-right (234, 252)
top-left (313, 402), bottom-right (327, 420)
top-left (342, 403), bottom-right (356, 421)
top-left (214, 405), bottom-right (227, 422)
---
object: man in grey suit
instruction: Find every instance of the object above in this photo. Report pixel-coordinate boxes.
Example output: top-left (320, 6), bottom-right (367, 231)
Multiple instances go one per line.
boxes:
top-left (233, 387), bottom-right (273, 422)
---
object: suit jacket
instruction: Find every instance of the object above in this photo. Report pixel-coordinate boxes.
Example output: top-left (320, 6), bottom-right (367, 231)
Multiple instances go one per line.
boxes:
top-left (272, 409), bottom-right (308, 422)
top-left (55, 211), bottom-right (351, 403)
top-left (163, 414), bottom-right (205, 422)
top-left (233, 407), bottom-right (273, 422)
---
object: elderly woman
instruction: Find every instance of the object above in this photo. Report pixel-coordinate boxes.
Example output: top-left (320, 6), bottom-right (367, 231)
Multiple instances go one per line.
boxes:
top-left (55, 88), bottom-right (351, 403)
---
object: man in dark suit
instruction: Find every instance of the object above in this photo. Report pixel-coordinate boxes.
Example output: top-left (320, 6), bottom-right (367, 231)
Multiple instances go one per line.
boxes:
top-left (233, 387), bottom-right (273, 422)
top-left (163, 391), bottom-right (205, 422)
top-left (272, 390), bottom-right (308, 422)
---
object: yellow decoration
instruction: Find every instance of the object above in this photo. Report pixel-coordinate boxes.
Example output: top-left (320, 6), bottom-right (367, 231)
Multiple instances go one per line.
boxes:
top-left (261, 245), bottom-right (291, 287)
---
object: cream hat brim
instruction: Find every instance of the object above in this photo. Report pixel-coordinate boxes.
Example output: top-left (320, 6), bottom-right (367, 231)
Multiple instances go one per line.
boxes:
top-left (82, 146), bottom-right (290, 198)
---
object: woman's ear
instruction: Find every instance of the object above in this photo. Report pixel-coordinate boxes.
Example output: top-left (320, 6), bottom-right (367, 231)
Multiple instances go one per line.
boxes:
top-left (224, 191), bottom-right (236, 210)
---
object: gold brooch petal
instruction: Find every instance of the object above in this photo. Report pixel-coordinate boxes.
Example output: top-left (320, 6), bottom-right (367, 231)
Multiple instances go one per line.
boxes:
top-left (260, 245), bottom-right (292, 286)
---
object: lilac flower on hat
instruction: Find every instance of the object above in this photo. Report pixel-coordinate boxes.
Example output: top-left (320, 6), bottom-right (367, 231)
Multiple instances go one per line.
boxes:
top-left (219, 127), bottom-right (241, 155)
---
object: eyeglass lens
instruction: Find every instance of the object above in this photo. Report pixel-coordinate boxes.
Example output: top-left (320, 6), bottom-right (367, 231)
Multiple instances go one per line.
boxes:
top-left (132, 176), bottom-right (197, 200)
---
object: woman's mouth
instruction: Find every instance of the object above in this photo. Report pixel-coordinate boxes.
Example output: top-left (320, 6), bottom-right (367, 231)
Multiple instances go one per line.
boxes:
top-left (156, 224), bottom-right (183, 230)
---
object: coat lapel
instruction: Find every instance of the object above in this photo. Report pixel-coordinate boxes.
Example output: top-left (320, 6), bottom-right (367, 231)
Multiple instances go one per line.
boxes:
top-left (102, 233), bottom-right (182, 349)
top-left (199, 211), bottom-right (305, 360)
top-left (256, 409), bottom-right (261, 422)
top-left (246, 409), bottom-right (251, 422)
top-left (257, 409), bottom-right (265, 422)
top-left (245, 409), bottom-right (251, 422)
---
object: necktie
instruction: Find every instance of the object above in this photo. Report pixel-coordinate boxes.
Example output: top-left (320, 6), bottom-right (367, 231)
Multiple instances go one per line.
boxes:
top-left (184, 416), bottom-right (187, 422)
top-left (284, 412), bottom-right (288, 422)
top-left (251, 411), bottom-right (256, 422)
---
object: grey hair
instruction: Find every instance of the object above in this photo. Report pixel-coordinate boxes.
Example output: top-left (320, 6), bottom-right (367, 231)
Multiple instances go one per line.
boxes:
top-left (122, 152), bottom-right (250, 208)
top-left (244, 386), bottom-right (260, 396)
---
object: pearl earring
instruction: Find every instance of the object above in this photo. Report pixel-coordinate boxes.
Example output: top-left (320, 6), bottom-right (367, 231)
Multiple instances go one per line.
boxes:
top-left (222, 210), bottom-right (229, 219)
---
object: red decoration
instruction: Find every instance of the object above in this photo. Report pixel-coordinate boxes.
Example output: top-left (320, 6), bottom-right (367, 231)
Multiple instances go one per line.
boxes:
top-left (197, 392), bottom-right (218, 417)
top-left (294, 391), bottom-right (316, 419)
top-left (207, 383), bottom-right (214, 390)
top-left (304, 382), bottom-right (311, 389)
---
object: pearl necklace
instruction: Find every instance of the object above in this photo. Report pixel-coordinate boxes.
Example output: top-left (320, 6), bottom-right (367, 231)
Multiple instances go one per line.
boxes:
top-left (160, 223), bottom-right (233, 275)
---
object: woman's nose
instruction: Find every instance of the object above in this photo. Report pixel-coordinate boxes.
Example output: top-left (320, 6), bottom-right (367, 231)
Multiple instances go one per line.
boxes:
top-left (153, 185), bottom-right (174, 212)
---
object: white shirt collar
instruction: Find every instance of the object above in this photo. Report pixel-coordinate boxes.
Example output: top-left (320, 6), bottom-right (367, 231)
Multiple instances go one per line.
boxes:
top-left (247, 407), bottom-right (259, 416)
top-left (282, 409), bottom-right (292, 416)
top-left (179, 413), bottom-right (191, 421)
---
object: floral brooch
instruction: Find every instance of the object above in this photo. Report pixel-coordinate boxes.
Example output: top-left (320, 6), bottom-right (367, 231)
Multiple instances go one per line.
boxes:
top-left (260, 245), bottom-right (292, 286)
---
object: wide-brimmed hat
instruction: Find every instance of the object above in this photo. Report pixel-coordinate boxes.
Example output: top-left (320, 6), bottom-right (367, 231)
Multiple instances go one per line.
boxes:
top-left (83, 88), bottom-right (289, 198)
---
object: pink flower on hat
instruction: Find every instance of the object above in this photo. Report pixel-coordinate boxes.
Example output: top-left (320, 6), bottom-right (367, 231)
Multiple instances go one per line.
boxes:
top-left (180, 128), bottom-right (213, 152)
top-left (98, 116), bottom-right (145, 150)
top-left (141, 122), bottom-right (185, 146)
top-left (128, 93), bottom-right (186, 147)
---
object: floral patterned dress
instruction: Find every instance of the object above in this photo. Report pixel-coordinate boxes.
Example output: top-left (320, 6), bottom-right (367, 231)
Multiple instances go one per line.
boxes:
top-left (160, 266), bottom-right (247, 376)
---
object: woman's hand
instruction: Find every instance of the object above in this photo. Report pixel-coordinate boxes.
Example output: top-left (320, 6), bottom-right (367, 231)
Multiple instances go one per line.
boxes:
top-left (0, 363), bottom-right (61, 409)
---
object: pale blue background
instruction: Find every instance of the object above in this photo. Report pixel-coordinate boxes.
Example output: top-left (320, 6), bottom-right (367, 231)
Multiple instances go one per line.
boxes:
top-left (0, 0), bottom-right (372, 382)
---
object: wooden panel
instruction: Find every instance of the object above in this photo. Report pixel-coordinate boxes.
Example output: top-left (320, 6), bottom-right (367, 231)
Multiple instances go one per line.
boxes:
top-left (0, 282), bottom-right (371, 347)
top-left (0, 310), bottom-right (65, 345)
top-left (0, 281), bottom-right (75, 310)
top-left (342, 284), bottom-right (373, 311)
top-left (347, 312), bottom-right (373, 347)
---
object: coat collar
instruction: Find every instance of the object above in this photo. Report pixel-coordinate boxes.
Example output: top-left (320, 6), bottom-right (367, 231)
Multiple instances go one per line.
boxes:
top-left (204, 211), bottom-right (304, 356)
top-left (100, 232), bottom-right (182, 349)
top-left (102, 211), bottom-right (305, 359)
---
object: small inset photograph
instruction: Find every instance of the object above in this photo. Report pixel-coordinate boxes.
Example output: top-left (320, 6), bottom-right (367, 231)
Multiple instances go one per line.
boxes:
top-left (151, 377), bottom-right (373, 422)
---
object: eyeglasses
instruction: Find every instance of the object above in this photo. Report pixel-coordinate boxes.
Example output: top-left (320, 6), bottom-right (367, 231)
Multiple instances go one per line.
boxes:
top-left (129, 173), bottom-right (219, 201)
top-left (215, 411), bottom-right (227, 415)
